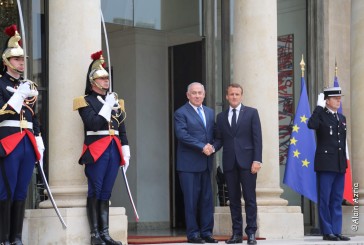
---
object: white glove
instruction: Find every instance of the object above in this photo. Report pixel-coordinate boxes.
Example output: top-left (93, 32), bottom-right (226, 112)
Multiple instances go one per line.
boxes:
top-left (7, 81), bottom-right (38, 113)
top-left (97, 93), bottom-right (118, 121)
top-left (35, 136), bottom-right (45, 169)
top-left (317, 93), bottom-right (325, 108)
top-left (121, 145), bottom-right (131, 172)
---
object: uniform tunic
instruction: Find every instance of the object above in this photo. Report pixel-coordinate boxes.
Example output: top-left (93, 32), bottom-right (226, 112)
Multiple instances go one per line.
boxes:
top-left (75, 91), bottom-right (128, 200)
top-left (308, 106), bottom-right (347, 235)
top-left (0, 73), bottom-right (40, 201)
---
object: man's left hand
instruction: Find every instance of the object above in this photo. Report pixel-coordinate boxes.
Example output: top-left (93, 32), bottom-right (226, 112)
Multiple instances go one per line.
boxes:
top-left (251, 161), bottom-right (261, 174)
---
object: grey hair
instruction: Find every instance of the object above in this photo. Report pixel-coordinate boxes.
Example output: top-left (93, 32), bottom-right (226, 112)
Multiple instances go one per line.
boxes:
top-left (187, 82), bottom-right (205, 92)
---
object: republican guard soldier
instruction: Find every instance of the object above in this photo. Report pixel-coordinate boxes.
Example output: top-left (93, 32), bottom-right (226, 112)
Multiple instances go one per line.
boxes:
top-left (73, 51), bottom-right (130, 245)
top-left (0, 24), bottom-right (44, 245)
top-left (308, 87), bottom-right (350, 241)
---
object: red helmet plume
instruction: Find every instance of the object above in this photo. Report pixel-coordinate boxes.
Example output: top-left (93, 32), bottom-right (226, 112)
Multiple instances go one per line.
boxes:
top-left (4, 24), bottom-right (18, 37)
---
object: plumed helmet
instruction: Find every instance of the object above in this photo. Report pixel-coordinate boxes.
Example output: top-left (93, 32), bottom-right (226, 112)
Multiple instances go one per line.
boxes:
top-left (1, 25), bottom-right (24, 73)
top-left (85, 50), bottom-right (109, 94)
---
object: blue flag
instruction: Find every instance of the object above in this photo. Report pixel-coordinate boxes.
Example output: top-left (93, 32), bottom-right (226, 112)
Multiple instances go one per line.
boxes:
top-left (283, 77), bottom-right (317, 203)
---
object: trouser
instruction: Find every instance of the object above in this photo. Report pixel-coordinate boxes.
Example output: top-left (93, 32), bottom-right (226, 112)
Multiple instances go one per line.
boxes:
top-left (317, 171), bottom-right (345, 235)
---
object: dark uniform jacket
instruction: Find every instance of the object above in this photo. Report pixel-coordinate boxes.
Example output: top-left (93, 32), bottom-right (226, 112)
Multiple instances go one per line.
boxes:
top-left (308, 106), bottom-right (347, 173)
top-left (74, 91), bottom-right (128, 166)
top-left (0, 72), bottom-right (40, 158)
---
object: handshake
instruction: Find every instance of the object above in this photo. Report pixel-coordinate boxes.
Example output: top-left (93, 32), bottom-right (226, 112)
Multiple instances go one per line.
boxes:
top-left (203, 143), bottom-right (215, 156)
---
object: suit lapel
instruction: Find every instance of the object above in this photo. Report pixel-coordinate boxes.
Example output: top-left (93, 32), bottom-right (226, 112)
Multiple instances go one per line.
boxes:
top-left (235, 104), bottom-right (245, 131)
top-left (224, 109), bottom-right (234, 136)
top-left (202, 105), bottom-right (209, 130)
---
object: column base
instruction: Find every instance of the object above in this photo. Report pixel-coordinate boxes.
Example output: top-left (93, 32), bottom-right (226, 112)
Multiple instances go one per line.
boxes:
top-left (213, 206), bottom-right (303, 239)
top-left (342, 205), bottom-right (364, 235)
top-left (23, 207), bottom-right (128, 245)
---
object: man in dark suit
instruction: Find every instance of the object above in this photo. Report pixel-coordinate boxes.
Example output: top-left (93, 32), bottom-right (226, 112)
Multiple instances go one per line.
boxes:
top-left (214, 83), bottom-right (262, 245)
top-left (308, 87), bottom-right (350, 241)
top-left (174, 82), bottom-right (218, 244)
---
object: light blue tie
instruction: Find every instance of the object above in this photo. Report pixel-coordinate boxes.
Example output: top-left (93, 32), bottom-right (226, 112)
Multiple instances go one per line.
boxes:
top-left (197, 107), bottom-right (206, 127)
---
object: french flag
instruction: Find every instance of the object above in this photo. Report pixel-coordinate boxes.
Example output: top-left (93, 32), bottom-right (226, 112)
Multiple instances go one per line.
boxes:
top-left (334, 75), bottom-right (353, 204)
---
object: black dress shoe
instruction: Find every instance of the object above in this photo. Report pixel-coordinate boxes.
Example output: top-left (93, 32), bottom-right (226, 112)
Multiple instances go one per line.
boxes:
top-left (225, 234), bottom-right (242, 244)
top-left (188, 237), bottom-right (205, 244)
top-left (247, 234), bottom-right (257, 245)
top-left (202, 236), bottom-right (218, 243)
top-left (335, 234), bottom-right (350, 241)
top-left (323, 234), bottom-right (340, 241)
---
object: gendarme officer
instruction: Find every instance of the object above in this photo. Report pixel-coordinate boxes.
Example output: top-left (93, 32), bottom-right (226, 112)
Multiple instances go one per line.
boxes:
top-left (308, 87), bottom-right (350, 241)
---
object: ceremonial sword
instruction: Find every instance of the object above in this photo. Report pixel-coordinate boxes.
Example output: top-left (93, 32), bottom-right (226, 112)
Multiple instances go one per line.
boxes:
top-left (16, 0), bottom-right (67, 229)
top-left (100, 9), bottom-right (140, 222)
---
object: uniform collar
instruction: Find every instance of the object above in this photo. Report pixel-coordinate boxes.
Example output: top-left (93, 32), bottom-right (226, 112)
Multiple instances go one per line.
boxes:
top-left (325, 107), bottom-right (337, 114)
top-left (90, 90), bottom-right (107, 98)
top-left (3, 72), bottom-right (22, 83)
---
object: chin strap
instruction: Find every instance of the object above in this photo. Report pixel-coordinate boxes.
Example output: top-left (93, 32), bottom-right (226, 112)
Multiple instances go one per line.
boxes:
top-left (2, 56), bottom-right (23, 76)
top-left (91, 79), bottom-right (108, 92)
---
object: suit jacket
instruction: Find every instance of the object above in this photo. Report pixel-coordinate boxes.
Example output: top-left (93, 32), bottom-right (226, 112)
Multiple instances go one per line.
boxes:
top-left (214, 104), bottom-right (262, 171)
top-left (174, 102), bottom-right (215, 172)
top-left (307, 106), bottom-right (347, 173)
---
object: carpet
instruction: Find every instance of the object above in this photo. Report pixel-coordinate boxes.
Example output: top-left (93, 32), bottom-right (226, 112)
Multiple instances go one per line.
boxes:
top-left (128, 235), bottom-right (265, 244)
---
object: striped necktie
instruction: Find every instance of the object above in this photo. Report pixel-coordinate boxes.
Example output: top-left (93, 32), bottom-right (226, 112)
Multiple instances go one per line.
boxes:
top-left (197, 107), bottom-right (206, 127)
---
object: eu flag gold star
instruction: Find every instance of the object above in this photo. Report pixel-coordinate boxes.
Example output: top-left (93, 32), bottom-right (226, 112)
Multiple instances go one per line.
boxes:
top-left (292, 124), bottom-right (300, 133)
top-left (293, 149), bottom-right (300, 158)
top-left (302, 159), bottom-right (310, 167)
top-left (300, 115), bottom-right (308, 123)
top-left (290, 137), bottom-right (298, 145)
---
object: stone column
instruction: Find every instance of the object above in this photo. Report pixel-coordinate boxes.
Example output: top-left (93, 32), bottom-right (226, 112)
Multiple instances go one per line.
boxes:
top-left (23, 1), bottom-right (127, 244)
top-left (342, 0), bottom-right (364, 235)
top-left (213, 0), bottom-right (303, 239)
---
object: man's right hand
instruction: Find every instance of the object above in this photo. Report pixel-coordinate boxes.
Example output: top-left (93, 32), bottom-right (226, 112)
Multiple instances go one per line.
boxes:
top-left (6, 81), bottom-right (38, 114)
top-left (317, 93), bottom-right (325, 108)
top-left (203, 144), bottom-right (214, 156)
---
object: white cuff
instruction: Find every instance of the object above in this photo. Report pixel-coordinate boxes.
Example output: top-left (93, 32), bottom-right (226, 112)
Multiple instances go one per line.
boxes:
top-left (35, 136), bottom-right (45, 150)
top-left (7, 92), bottom-right (25, 114)
top-left (122, 145), bottom-right (131, 160)
top-left (98, 104), bottom-right (112, 122)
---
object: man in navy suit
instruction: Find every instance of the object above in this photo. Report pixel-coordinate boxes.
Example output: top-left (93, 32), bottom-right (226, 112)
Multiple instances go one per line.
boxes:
top-left (214, 83), bottom-right (262, 245)
top-left (308, 87), bottom-right (350, 241)
top-left (174, 82), bottom-right (218, 244)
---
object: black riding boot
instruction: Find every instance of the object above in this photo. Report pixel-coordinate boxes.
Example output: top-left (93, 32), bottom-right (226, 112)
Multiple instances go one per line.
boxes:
top-left (99, 200), bottom-right (122, 245)
top-left (0, 200), bottom-right (11, 245)
top-left (9, 200), bottom-right (26, 245)
top-left (87, 198), bottom-right (106, 245)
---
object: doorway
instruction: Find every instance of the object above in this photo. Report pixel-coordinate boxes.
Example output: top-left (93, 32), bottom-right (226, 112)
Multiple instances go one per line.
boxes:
top-left (169, 40), bottom-right (205, 229)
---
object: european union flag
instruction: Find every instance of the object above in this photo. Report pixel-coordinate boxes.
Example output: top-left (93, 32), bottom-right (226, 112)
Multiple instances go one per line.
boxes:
top-left (283, 77), bottom-right (317, 203)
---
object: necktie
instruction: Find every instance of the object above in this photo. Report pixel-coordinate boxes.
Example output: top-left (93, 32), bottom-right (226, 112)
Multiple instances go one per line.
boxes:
top-left (231, 108), bottom-right (237, 132)
top-left (197, 107), bottom-right (206, 127)
top-left (334, 113), bottom-right (339, 121)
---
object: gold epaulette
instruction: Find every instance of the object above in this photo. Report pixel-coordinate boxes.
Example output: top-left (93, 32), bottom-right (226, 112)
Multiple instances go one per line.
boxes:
top-left (73, 96), bottom-right (88, 111)
top-left (0, 103), bottom-right (16, 115)
top-left (118, 99), bottom-right (125, 112)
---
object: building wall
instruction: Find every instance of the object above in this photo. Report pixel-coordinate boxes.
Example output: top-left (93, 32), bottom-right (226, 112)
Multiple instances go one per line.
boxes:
top-left (108, 28), bottom-right (170, 227)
